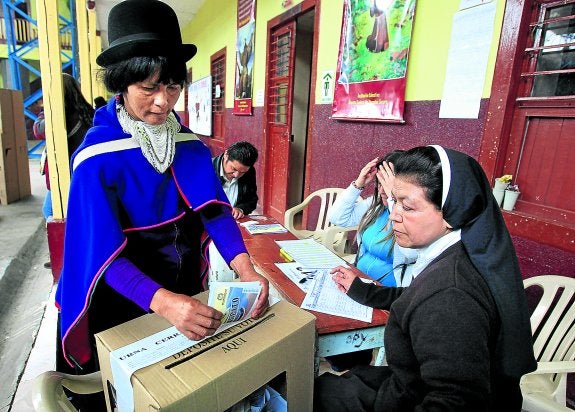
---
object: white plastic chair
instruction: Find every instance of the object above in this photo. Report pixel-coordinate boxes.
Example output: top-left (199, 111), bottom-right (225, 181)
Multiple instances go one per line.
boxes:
top-left (521, 275), bottom-right (575, 412)
top-left (32, 371), bottom-right (103, 412)
top-left (284, 188), bottom-right (357, 260)
top-left (322, 224), bottom-right (357, 263)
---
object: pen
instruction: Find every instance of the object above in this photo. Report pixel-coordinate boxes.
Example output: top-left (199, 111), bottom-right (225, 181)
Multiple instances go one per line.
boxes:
top-left (279, 248), bottom-right (294, 262)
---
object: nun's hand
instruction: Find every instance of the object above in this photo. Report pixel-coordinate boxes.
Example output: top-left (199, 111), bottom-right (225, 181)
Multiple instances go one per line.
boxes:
top-left (331, 266), bottom-right (357, 293)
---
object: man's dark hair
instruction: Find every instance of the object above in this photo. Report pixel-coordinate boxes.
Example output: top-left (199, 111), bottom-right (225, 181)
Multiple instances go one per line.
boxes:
top-left (226, 141), bottom-right (258, 167)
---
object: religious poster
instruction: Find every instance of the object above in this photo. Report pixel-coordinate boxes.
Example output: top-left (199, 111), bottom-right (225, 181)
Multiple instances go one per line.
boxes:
top-left (332, 0), bottom-right (416, 122)
top-left (233, 0), bottom-right (256, 115)
top-left (188, 76), bottom-right (212, 136)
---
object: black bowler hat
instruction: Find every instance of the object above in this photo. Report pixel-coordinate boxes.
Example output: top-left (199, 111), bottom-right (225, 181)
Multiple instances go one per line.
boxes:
top-left (96, 0), bottom-right (197, 67)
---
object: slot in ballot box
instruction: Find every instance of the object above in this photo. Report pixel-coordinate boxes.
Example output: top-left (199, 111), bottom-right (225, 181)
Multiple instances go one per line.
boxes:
top-left (95, 297), bottom-right (316, 411)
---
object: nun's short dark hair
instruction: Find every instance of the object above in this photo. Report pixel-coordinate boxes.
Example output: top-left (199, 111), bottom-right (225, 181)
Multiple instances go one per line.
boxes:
top-left (393, 146), bottom-right (443, 210)
top-left (99, 56), bottom-right (187, 94)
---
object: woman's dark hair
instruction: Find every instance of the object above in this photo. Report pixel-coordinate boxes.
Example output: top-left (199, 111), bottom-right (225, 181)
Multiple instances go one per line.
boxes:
top-left (356, 150), bottom-right (405, 255)
top-left (62, 73), bottom-right (95, 156)
top-left (63, 73), bottom-right (94, 128)
top-left (98, 56), bottom-right (187, 94)
top-left (393, 146), bottom-right (443, 210)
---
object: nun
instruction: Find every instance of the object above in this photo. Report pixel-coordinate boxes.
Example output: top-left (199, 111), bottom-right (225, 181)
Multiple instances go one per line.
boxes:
top-left (316, 145), bottom-right (536, 411)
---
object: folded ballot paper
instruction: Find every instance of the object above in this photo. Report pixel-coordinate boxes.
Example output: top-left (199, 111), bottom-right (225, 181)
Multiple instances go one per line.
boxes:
top-left (208, 281), bottom-right (262, 324)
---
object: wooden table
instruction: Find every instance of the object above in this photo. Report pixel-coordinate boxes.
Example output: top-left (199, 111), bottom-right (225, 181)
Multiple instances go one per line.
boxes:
top-left (239, 216), bottom-right (388, 371)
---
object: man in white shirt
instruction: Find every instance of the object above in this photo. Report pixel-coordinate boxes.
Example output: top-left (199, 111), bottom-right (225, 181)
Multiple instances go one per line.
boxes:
top-left (212, 141), bottom-right (258, 219)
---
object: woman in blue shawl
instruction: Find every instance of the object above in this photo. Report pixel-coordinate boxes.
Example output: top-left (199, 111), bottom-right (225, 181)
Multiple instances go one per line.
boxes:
top-left (55, 0), bottom-right (269, 397)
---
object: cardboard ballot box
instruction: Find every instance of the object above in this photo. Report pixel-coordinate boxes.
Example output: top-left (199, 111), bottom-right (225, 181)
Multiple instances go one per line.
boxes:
top-left (0, 89), bottom-right (30, 204)
top-left (96, 298), bottom-right (316, 412)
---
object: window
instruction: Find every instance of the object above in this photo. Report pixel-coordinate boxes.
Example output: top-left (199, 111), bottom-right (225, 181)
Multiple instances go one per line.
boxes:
top-left (211, 48), bottom-right (226, 140)
top-left (481, 0), bottom-right (575, 252)
top-left (523, 2), bottom-right (575, 97)
top-left (268, 29), bottom-right (294, 125)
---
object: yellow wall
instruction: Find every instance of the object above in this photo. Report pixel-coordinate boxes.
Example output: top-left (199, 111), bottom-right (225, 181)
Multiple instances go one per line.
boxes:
top-left (184, 0), bottom-right (304, 109)
top-left (183, 0), bottom-right (506, 106)
top-left (315, 0), bottom-right (507, 102)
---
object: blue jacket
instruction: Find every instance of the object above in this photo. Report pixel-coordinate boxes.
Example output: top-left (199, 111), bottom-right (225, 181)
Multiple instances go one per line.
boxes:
top-left (56, 99), bottom-right (245, 368)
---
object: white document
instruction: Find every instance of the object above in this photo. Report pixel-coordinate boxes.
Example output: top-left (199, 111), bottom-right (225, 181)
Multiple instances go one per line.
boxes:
top-left (301, 269), bottom-right (373, 323)
top-left (439, 1), bottom-right (497, 118)
top-left (240, 220), bottom-right (258, 227)
top-left (275, 262), bottom-right (322, 293)
top-left (245, 223), bottom-right (288, 235)
top-left (276, 239), bottom-right (347, 269)
top-left (208, 242), bottom-right (237, 287)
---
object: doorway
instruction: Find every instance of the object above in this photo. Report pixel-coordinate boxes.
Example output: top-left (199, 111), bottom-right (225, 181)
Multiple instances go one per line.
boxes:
top-left (263, 9), bottom-right (315, 222)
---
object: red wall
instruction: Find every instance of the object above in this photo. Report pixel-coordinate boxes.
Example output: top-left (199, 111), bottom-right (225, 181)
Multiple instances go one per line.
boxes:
top-left (196, 99), bottom-right (575, 278)
top-left (308, 100), bottom-right (488, 190)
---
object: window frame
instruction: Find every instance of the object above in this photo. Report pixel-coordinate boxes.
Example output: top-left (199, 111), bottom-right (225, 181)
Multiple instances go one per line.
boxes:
top-left (211, 47), bottom-right (226, 143)
top-left (479, 0), bottom-right (575, 253)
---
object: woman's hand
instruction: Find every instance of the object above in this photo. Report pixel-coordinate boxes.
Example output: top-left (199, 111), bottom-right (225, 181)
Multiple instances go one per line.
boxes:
top-left (331, 265), bottom-right (358, 294)
top-left (150, 288), bottom-right (223, 340)
top-left (376, 161), bottom-right (395, 200)
top-left (354, 157), bottom-right (380, 189)
top-left (230, 253), bottom-right (270, 318)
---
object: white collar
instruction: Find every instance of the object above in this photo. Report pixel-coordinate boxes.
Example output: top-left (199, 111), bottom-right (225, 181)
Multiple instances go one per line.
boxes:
top-left (410, 229), bottom-right (462, 279)
top-left (219, 160), bottom-right (237, 183)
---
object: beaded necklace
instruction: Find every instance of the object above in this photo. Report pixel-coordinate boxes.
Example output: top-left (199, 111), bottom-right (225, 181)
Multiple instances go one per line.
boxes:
top-left (116, 103), bottom-right (180, 173)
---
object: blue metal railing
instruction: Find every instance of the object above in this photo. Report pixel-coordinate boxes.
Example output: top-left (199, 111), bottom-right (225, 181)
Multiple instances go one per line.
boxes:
top-left (1, 0), bottom-right (79, 159)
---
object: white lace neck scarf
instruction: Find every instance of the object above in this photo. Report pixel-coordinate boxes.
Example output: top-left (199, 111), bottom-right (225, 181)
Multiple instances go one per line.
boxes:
top-left (116, 103), bottom-right (180, 173)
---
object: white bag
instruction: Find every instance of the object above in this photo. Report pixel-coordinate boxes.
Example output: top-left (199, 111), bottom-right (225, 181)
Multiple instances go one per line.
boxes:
top-left (208, 241), bottom-right (237, 287)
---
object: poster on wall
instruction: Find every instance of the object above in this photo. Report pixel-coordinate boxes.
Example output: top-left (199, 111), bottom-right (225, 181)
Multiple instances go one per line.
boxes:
top-left (233, 0), bottom-right (256, 115)
top-left (332, 0), bottom-right (417, 122)
top-left (188, 76), bottom-right (212, 136)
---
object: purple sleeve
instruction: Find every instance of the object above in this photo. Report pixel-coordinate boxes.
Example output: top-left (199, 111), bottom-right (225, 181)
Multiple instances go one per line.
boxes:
top-left (103, 257), bottom-right (162, 311)
top-left (203, 207), bottom-right (248, 264)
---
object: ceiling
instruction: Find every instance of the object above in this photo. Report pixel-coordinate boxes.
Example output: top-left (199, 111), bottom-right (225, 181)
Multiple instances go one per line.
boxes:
top-left (95, 0), bottom-right (206, 47)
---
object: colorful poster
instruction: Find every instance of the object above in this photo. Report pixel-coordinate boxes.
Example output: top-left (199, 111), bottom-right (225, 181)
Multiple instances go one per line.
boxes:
top-left (332, 0), bottom-right (416, 122)
top-left (187, 76), bottom-right (212, 136)
top-left (233, 0), bottom-right (256, 115)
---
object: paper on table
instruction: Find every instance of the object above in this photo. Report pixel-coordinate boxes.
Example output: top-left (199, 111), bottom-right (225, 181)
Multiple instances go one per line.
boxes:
top-left (240, 220), bottom-right (258, 227)
top-left (275, 262), bottom-right (322, 293)
top-left (275, 239), bottom-right (347, 269)
top-left (301, 269), bottom-right (373, 322)
top-left (245, 223), bottom-right (288, 235)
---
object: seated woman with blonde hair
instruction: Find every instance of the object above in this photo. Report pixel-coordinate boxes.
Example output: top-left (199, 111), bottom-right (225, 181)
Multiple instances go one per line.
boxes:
top-left (328, 151), bottom-right (417, 287)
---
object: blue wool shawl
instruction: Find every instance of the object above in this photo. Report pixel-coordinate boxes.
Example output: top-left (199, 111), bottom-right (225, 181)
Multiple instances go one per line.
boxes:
top-left (56, 100), bottom-right (240, 368)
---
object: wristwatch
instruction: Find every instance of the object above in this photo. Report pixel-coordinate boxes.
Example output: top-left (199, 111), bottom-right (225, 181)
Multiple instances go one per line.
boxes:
top-left (352, 180), bottom-right (365, 190)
